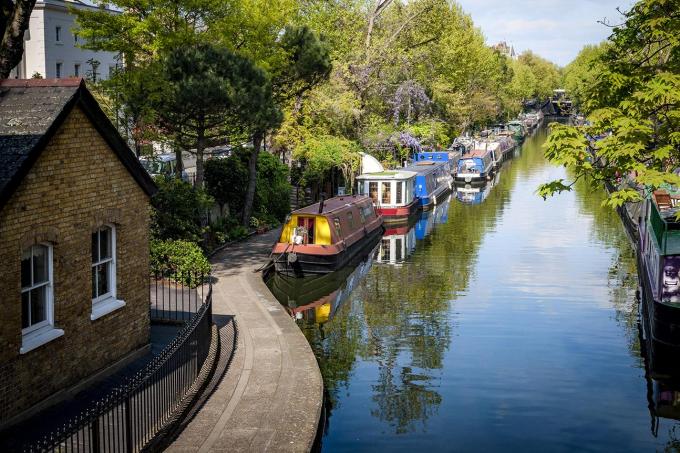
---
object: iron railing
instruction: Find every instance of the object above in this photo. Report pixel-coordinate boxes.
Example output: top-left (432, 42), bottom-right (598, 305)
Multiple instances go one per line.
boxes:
top-left (23, 273), bottom-right (213, 453)
top-left (150, 271), bottom-right (209, 323)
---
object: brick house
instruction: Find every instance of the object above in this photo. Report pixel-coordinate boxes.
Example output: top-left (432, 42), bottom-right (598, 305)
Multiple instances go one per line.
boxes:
top-left (0, 78), bottom-right (156, 427)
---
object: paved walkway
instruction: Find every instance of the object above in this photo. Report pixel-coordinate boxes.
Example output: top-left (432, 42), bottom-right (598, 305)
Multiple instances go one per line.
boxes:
top-left (169, 230), bottom-right (323, 453)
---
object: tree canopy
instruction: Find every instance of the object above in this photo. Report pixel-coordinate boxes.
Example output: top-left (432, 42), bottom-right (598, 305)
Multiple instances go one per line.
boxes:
top-left (540, 0), bottom-right (680, 208)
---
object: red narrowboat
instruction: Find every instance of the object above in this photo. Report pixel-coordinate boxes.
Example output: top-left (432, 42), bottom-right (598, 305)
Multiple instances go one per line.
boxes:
top-left (272, 195), bottom-right (384, 276)
top-left (356, 170), bottom-right (420, 223)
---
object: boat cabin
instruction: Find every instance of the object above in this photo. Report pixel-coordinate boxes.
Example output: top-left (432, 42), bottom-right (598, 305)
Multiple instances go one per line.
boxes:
top-left (401, 160), bottom-right (453, 208)
top-left (356, 171), bottom-right (417, 210)
top-left (456, 149), bottom-right (495, 181)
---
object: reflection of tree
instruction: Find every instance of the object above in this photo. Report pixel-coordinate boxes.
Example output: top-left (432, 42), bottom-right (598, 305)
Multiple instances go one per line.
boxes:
top-left (300, 128), bottom-right (571, 435)
top-left (571, 173), bottom-right (640, 357)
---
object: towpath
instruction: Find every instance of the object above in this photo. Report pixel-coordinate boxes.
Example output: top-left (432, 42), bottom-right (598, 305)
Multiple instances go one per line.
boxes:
top-left (168, 229), bottom-right (323, 452)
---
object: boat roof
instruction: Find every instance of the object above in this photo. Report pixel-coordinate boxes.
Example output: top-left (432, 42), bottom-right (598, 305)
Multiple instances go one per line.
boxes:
top-left (461, 149), bottom-right (492, 158)
top-left (402, 161), bottom-right (449, 175)
top-left (292, 195), bottom-right (370, 215)
top-left (356, 170), bottom-right (417, 180)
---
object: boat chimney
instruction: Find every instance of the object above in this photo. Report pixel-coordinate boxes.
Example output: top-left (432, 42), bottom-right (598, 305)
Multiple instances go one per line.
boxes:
top-left (318, 195), bottom-right (325, 213)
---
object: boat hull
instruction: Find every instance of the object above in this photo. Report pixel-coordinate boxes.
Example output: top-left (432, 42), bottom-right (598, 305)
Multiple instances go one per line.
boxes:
top-left (378, 199), bottom-right (421, 223)
top-left (273, 225), bottom-right (384, 277)
top-left (419, 185), bottom-right (453, 211)
top-left (638, 251), bottom-right (680, 376)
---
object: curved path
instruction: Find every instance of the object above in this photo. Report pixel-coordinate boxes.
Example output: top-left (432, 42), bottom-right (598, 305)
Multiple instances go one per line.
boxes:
top-left (168, 230), bottom-right (323, 452)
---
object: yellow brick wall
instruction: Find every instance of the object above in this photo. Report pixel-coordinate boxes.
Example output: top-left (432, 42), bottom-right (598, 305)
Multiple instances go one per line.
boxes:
top-left (0, 106), bottom-right (151, 424)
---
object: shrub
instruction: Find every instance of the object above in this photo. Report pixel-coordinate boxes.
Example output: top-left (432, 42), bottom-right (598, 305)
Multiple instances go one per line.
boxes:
top-left (151, 176), bottom-right (213, 243)
top-left (150, 239), bottom-right (210, 285)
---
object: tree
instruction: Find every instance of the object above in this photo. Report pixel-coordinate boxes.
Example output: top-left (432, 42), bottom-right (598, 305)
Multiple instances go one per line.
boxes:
top-left (539, 0), bottom-right (680, 208)
top-left (240, 25), bottom-right (331, 227)
top-left (156, 44), bottom-right (280, 189)
top-left (0, 0), bottom-right (36, 78)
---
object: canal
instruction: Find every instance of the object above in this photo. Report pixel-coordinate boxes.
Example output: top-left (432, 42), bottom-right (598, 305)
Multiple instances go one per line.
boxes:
top-left (268, 128), bottom-right (680, 451)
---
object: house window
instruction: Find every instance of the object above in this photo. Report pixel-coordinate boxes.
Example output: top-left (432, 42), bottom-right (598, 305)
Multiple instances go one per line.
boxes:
top-left (91, 225), bottom-right (125, 320)
top-left (56, 62), bottom-right (62, 78)
top-left (55, 26), bottom-right (61, 43)
top-left (74, 64), bottom-right (80, 77)
top-left (21, 245), bottom-right (52, 332)
top-left (92, 225), bottom-right (114, 301)
top-left (20, 244), bottom-right (63, 354)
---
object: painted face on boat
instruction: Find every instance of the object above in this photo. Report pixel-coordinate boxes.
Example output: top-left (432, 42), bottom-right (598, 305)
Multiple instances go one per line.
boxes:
top-left (662, 258), bottom-right (680, 301)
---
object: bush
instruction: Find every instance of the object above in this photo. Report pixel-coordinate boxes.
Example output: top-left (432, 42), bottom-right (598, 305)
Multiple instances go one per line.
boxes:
top-left (150, 239), bottom-right (211, 285)
top-left (151, 176), bottom-right (213, 243)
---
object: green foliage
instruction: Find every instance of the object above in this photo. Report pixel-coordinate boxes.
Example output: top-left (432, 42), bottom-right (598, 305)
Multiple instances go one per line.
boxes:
top-left (205, 155), bottom-right (249, 213)
top-left (294, 135), bottom-right (361, 189)
top-left (517, 51), bottom-right (562, 99)
top-left (255, 152), bottom-right (292, 221)
top-left (151, 176), bottom-right (213, 243)
top-left (150, 239), bottom-right (210, 284)
top-left (561, 43), bottom-right (610, 113)
top-left (542, 0), bottom-right (680, 205)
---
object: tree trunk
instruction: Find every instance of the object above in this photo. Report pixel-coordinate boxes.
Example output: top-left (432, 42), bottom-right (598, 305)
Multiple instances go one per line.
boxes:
top-left (195, 130), bottom-right (205, 188)
top-left (0, 0), bottom-right (36, 79)
top-left (174, 142), bottom-right (183, 179)
top-left (242, 131), bottom-right (263, 227)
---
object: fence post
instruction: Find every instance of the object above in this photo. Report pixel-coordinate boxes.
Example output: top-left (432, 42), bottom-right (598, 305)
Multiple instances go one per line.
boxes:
top-left (91, 414), bottom-right (100, 453)
top-left (125, 396), bottom-right (133, 453)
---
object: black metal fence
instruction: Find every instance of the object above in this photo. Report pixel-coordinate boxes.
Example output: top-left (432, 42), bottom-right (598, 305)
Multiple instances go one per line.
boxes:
top-left (150, 271), bottom-right (209, 323)
top-left (23, 274), bottom-right (213, 453)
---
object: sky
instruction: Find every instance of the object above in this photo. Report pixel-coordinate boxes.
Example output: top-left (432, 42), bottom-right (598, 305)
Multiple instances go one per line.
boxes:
top-left (456, 0), bottom-right (634, 67)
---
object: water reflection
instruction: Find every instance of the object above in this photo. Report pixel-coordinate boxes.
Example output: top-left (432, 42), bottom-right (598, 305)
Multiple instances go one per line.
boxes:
top-left (265, 127), bottom-right (677, 451)
top-left (453, 172), bottom-right (500, 205)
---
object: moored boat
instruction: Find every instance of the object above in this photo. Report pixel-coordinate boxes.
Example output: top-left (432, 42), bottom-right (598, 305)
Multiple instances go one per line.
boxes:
top-left (402, 158), bottom-right (453, 210)
top-left (272, 195), bottom-right (384, 276)
top-left (638, 190), bottom-right (680, 362)
top-left (455, 148), bottom-right (495, 184)
top-left (356, 170), bottom-right (420, 222)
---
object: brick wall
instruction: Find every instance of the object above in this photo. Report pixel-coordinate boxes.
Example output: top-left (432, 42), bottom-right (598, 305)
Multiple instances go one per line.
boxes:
top-left (0, 106), bottom-right (151, 424)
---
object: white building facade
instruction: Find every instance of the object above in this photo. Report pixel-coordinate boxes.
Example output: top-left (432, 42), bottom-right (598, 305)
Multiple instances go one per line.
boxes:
top-left (11, 0), bottom-right (118, 80)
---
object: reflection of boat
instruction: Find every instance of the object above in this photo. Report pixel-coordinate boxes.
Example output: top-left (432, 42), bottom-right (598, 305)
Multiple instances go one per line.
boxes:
top-left (272, 195), bottom-right (384, 276)
top-left (266, 243), bottom-right (377, 323)
top-left (356, 170), bottom-right (420, 223)
top-left (402, 158), bottom-right (453, 211)
top-left (638, 190), bottom-right (680, 353)
top-left (640, 296), bottom-right (680, 436)
top-left (414, 194), bottom-right (450, 240)
top-left (376, 218), bottom-right (418, 265)
top-left (454, 172), bottom-right (499, 205)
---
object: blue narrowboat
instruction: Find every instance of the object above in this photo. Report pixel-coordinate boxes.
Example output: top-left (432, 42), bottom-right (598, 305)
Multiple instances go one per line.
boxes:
top-left (455, 148), bottom-right (495, 184)
top-left (402, 158), bottom-right (453, 210)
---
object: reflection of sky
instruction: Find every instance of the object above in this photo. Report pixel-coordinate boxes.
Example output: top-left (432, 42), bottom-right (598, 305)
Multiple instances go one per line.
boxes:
top-left (319, 133), bottom-right (660, 451)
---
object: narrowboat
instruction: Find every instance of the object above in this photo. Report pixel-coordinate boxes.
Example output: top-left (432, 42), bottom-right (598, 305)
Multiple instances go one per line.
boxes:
top-left (455, 148), bottom-right (495, 184)
top-left (413, 150), bottom-right (461, 177)
top-left (272, 195), bottom-right (384, 277)
top-left (356, 170), bottom-right (419, 222)
top-left (402, 159), bottom-right (453, 210)
top-left (506, 120), bottom-right (527, 143)
top-left (375, 218), bottom-right (417, 265)
top-left (638, 190), bottom-right (680, 364)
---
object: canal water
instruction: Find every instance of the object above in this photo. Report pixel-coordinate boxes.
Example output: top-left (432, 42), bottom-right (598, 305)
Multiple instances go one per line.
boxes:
top-left (267, 129), bottom-right (680, 451)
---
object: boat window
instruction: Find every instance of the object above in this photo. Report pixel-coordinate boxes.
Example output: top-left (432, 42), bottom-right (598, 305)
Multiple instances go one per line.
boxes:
top-left (395, 238), bottom-right (403, 261)
top-left (359, 208), bottom-right (366, 224)
top-left (381, 182), bottom-right (391, 204)
top-left (396, 182), bottom-right (403, 205)
top-left (369, 182), bottom-right (378, 202)
top-left (347, 212), bottom-right (354, 229)
top-left (381, 238), bottom-right (391, 261)
top-left (333, 218), bottom-right (342, 237)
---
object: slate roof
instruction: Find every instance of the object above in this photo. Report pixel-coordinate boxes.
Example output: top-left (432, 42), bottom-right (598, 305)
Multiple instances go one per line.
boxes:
top-left (0, 78), bottom-right (156, 210)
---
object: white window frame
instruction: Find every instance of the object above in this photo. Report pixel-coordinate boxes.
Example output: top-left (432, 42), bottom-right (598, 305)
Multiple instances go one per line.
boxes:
top-left (91, 225), bottom-right (125, 320)
top-left (20, 244), bottom-right (64, 354)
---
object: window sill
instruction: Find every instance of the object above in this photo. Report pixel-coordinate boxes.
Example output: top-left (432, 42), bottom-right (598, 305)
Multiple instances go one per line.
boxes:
top-left (20, 327), bottom-right (64, 354)
top-left (91, 298), bottom-right (126, 321)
